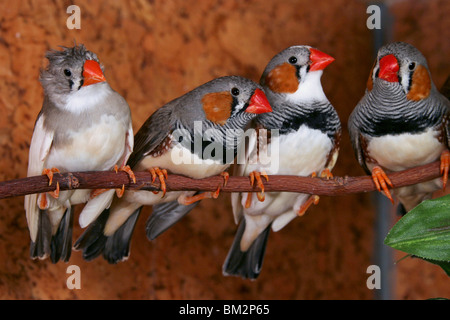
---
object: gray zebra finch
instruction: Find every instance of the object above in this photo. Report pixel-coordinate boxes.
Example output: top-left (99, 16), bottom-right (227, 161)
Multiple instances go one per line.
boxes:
top-left (224, 45), bottom-right (341, 279)
top-left (25, 44), bottom-right (134, 262)
top-left (74, 76), bottom-right (272, 264)
top-left (348, 42), bottom-right (450, 214)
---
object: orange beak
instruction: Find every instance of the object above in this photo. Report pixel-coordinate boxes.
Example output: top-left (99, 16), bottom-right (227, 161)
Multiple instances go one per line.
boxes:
top-left (82, 60), bottom-right (106, 86)
top-left (245, 89), bottom-right (272, 114)
top-left (309, 48), bottom-right (335, 72)
top-left (378, 54), bottom-right (399, 83)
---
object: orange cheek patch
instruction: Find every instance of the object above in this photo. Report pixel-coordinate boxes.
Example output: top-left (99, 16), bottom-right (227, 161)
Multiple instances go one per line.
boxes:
top-left (265, 63), bottom-right (298, 94)
top-left (202, 91), bottom-right (232, 125)
top-left (407, 65), bottom-right (431, 101)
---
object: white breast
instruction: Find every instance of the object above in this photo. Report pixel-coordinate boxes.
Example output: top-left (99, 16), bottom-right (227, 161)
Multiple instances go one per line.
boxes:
top-left (46, 114), bottom-right (127, 172)
top-left (136, 143), bottom-right (230, 179)
top-left (239, 125), bottom-right (333, 221)
top-left (367, 128), bottom-right (444, 171)
top-left (64, 82), bottom-right (110, 114)
top-left (287, 70), bottom-right (327, 103)
top-left (245, 125), bottom-right (333, 176)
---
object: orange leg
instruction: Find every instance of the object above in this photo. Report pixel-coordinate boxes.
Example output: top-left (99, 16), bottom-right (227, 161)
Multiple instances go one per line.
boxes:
top-left (245, 193), bottom-right (253, 209)
top-left (249, 171), bottom-right (269, 202)
top-left (371, 166), bottom-right (394, 204)
top-left (38, 193), bottom-right (48, 210)
top-left (179, 188), bottom-right (220, 205)
top-left (115, 165), bottom-right (136, 183)
top-left (42, 168), bottom-right (60, 199)
top-left (179, 171), bottom-right (229, 205)
top-left (90, 188), bottom-right (108, 199)
top-left (116, 185), bottom-right (126, 198)
top-left (440, 150), bottom-right (450, 190)
top-left (320, 168), bottom-right (333, 180)
top-left (149, 167), bottom-right (169, 197)
top-left (114, 165), bottom-right (136, 198)
top-left (297, 195), bottom-right (320, 216)
top-left (220, 171), bottom-right (229, 187)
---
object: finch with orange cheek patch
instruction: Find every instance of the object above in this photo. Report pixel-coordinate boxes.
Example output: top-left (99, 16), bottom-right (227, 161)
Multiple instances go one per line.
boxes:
top-left (348, 42), bottom-right (450, 214)
top-left (74, 76), bottom-right (272, 264)
top-left (24, 45), bottom-right (133, 262)
top-left (223, 45), bottom-right (341, 279)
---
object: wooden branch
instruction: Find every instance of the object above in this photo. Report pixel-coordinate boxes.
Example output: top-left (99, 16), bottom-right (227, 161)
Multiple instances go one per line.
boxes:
top-left (0, 160), bottom-right (444, 200)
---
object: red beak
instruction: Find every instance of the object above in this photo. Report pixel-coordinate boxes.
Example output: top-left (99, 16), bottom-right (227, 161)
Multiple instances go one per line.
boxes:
top-left (82, 60), bottom-right (106, 86)
top-left (245, 89), bottom-right (272, 114)
top-left (378, 54), bottom-right (399, 83)
top-left (309, 48), bottom-right (335, 71)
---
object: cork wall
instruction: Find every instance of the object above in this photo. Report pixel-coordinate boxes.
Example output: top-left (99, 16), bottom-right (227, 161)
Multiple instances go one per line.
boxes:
top-left (0, 0), bottom-right (448, 299)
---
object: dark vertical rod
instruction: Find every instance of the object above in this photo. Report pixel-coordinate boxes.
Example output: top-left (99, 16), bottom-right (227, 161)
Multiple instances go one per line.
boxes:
top-left (370, 2), bottom-right (395, 300)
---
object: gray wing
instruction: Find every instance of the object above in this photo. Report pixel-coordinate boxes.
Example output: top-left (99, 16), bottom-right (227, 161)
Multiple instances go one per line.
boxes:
top-left (145, 198), bottom-right (201, 240)
top-left (347, 106), bottom-right (370, 174)
top-left (25, 111), bottom-right (54, 242)
top-left (127, 105), bottom-right (176, 169)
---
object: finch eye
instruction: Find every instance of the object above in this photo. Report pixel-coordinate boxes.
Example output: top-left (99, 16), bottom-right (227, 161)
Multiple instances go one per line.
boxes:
top-left (231, 87), bottom-right (240, 96)
top-left (408, 62), bottom-right (416, 71)
top-left (64, 69), bottom-right (72, 77)
top-left (288, 56), bottom-right (297, 64)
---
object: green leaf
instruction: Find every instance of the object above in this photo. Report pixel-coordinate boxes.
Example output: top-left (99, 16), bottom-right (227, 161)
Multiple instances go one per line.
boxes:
top-left (384, 194), bottom-right (450, 262)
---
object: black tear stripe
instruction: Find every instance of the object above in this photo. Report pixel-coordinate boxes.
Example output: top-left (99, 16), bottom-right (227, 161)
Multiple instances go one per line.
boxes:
top-left (407, 70), bottom-right (413, 92)
top-left (296, 65), bottom-right (301, 79)
top-left (231, 96), bottom-right (239, 113)
top-left (69, 79), bottom-right (74, 90)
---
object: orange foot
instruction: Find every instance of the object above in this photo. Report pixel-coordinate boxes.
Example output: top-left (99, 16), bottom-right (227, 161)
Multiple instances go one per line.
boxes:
top-left (179, 171), bottom-right (229, 205)
top-left (115, 165), bottom-right (136, 198)
top-left (178, 190), bottom-right (218, 205)
top-left (245, 171), bottom-right (269, 208)
top-left (42, 167), bottom-right (60, 199)
top-left (38, 193), bottom-right (48, 210)
top-left (38, 167), bottom-right (60, 210)
top-left (297, 195), bottom-right (320, 216)
top-left (89, 188), bottom-right (108, 199)
top-left (178, 187), bottom-right (221, 206)
top-left (440, 149), bottom-right (450, 189)
top-left (220, 171), bottom-right (229, 187)
top-left (371, 166), bottom-right (394, 204)
top-left (149, 167), bottom-right (169, 197)
top-left (320, 168), bottom-right (333, 180)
